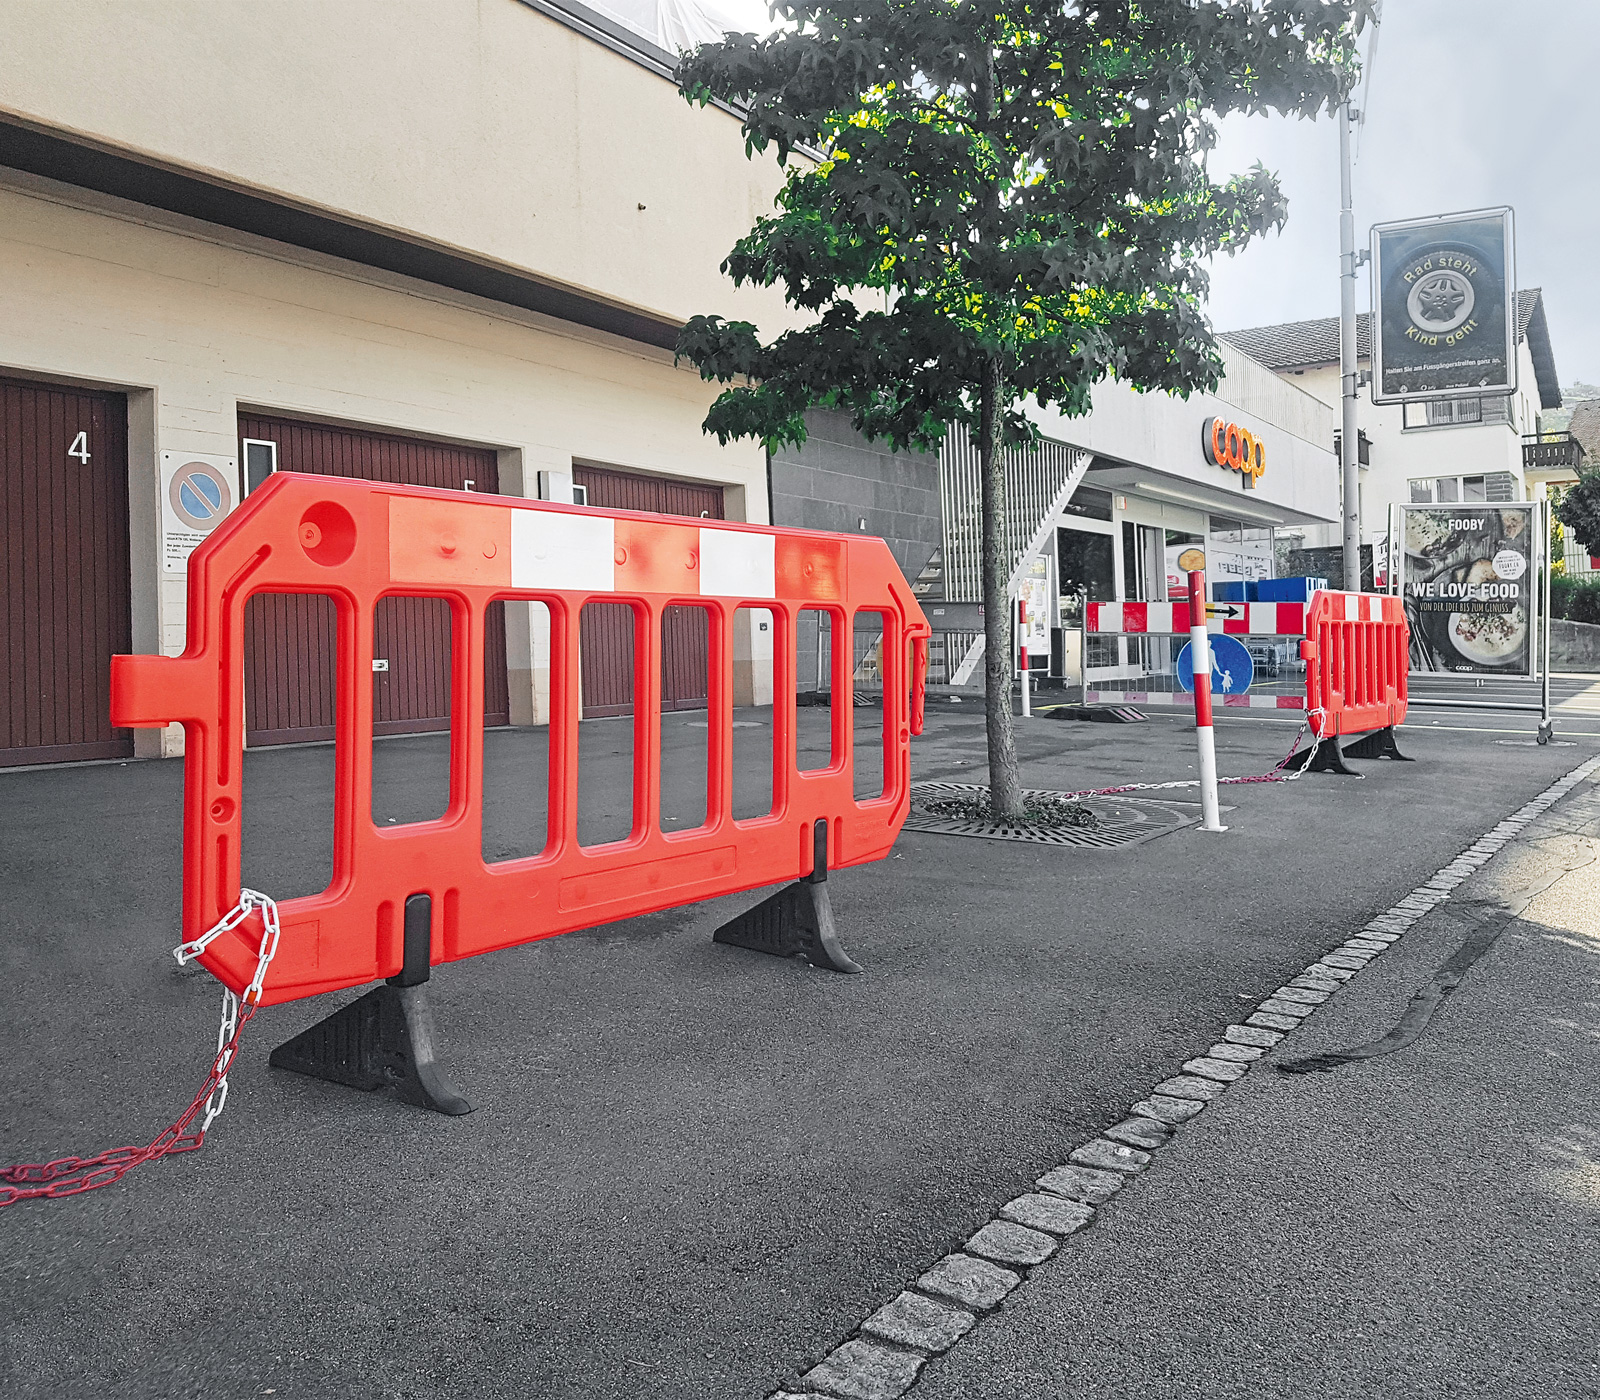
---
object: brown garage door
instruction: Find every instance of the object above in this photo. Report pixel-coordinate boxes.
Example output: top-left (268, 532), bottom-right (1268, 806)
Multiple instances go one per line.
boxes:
top-left (1, 377), bottom-right (132, 766)
top-left (573, 464), bottom-right (724, 718)
top-left (238, 414), bottom-right (510, 746)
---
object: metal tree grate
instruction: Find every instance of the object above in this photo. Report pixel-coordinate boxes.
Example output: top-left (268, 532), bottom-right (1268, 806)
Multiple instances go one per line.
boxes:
top-left (904, 782), bottom-right (1199, 847)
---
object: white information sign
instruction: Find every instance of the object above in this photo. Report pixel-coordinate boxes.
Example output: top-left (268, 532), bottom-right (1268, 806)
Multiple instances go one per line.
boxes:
top-left (1020, 553), bottom-right (1051, 656)
top-left (160, 452), bottom-right (237, 574)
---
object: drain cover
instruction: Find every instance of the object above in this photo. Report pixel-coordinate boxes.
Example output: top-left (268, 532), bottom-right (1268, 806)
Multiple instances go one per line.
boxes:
top-left (905, 782), bottom-right (1199, 847)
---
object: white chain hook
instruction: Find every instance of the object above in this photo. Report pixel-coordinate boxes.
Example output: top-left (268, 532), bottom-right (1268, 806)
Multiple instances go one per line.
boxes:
top-left (174, 889), bottom-right (282, 1134)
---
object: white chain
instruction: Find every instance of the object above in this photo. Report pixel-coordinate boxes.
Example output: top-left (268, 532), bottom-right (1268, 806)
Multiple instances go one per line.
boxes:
top-left (1279, 709), bottom-right (1328, 781)
top-left (173, 890), bottom-right (282, 1135)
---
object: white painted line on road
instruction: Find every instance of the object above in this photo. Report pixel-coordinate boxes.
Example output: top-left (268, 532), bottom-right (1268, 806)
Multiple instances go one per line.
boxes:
top-left (771, 750), bottom-right (1600, 1400)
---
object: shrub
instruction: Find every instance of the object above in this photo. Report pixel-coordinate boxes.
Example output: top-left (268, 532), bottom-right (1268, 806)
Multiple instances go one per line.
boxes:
top-left (1552, 574), bottom-right (1600, 625)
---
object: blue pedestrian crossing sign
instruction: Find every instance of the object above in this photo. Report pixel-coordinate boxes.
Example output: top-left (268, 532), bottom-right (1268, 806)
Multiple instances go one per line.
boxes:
top-left (1177, 633), bottom-right (1254, 695)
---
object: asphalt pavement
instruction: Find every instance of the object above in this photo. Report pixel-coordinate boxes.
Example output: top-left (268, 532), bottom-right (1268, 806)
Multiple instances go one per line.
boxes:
top-left (915, 755), bottom-right (1600, 1400)
top-left (1, 701), bottom-right (1594, 1398)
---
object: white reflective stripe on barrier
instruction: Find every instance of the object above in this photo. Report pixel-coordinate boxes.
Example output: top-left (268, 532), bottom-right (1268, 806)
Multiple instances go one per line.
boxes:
top-left (506, 512), bottom-right (781, 598)
top-left (511, 511), bottom-right (614, 591)
top-left (699, 528), bottom-right (776, 597)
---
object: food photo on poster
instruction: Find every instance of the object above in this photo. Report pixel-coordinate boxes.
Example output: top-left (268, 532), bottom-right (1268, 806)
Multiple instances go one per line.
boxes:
top-left (1400, 505), bottom-right (1534, 675)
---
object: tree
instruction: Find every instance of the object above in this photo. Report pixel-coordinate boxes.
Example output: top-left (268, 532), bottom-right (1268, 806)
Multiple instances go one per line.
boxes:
top-left (1553, 474), bottom-right (1600, 556)
top-left (676, 0), bottom-right (1368, 816)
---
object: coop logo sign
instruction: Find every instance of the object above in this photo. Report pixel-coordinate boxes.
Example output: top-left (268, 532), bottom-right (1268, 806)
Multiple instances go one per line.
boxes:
top-left (1371, 207), bottom-right (1516, 404)
top-left (1201, 417), bottom-right (1265, 489)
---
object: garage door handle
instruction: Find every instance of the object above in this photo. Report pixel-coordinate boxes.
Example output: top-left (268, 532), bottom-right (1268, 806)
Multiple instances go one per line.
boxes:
top-left (372, 659), bottom-right (390, 673)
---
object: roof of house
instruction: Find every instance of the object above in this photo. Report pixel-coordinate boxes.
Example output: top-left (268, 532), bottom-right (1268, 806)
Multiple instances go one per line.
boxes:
top-left (1220, 288), bottom-right (1562, 410)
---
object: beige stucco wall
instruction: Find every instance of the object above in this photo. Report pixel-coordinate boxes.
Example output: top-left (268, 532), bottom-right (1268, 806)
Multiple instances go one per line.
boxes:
top-left (0, 0), bottom-right (797, 334)
top-left (0, 172), bottom-right (769, 754)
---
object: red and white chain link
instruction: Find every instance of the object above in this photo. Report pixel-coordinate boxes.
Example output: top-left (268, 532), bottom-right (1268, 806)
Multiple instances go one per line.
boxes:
top-left (1042, 711), bottom-right (1328, 802)
top-left (0, 890), bottom-right (280, 1207)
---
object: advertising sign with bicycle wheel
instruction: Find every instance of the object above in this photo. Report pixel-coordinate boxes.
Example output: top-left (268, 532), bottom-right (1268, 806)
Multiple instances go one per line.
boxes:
top-left (1399, 504), bottom-right (1536, 676)
top-left (1370, 207), bottom-right (1516, 403)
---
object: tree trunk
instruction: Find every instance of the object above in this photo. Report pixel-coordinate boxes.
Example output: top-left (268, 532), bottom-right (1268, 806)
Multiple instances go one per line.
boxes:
top-left (979, 354), bottom-right (1024, 818)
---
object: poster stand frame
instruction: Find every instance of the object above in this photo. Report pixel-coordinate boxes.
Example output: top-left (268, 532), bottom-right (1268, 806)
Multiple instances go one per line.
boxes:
top-left (1391, 499), bottom-right (1554, 741)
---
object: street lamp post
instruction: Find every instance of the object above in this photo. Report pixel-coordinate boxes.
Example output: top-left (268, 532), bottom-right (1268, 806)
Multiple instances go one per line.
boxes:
top-left (1338, 99), bottom-right (1363, 591)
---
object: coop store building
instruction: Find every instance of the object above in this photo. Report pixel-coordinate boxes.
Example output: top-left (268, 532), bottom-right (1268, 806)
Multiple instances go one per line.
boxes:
top-left (928, 340), bottom-right (1341, 689)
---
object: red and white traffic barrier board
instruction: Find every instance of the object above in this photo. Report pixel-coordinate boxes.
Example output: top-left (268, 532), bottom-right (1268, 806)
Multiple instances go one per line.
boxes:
top-left (1086, 600), bottom-right (1307, 636)
top-left (1083, 690), bottom-right (1306, 711)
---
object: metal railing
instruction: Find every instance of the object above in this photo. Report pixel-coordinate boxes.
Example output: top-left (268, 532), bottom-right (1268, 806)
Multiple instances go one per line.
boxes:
top-left (1523, 433), bottom-right (1586, 473)
top-left (938, 426), bottom-right (1091, 601)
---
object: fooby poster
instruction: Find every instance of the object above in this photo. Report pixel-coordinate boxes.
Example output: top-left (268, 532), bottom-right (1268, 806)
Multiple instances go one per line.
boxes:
top-left (1400, 505), bottom-right (1535, 675)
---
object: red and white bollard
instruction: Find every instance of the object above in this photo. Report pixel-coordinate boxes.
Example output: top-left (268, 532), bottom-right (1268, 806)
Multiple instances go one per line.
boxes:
top-left (1017, 596), bottom-right (1031, 718)
top-left (1187, 569), bottom-right (1226, 833)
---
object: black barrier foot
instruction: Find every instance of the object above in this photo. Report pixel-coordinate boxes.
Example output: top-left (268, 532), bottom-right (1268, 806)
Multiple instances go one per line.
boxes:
top-left (1284, 740), bottom-right (1364, 776)
top-left (269, 894), bottom-right (473, 1115)
top-left (1341, 726), bottom-right (1413, 762)
top-left (269, 983), bottom-right (473, 1115)
top-left (713, 820), bottom-right (862, 974)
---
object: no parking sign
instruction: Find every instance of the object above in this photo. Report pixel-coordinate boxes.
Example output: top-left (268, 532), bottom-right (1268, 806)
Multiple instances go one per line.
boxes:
top-left (160, 452), bottom-right (237, 573)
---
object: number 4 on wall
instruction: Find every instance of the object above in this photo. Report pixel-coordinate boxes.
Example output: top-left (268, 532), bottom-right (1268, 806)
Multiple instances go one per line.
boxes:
top-left (68, 431), bottom-right (91, 464)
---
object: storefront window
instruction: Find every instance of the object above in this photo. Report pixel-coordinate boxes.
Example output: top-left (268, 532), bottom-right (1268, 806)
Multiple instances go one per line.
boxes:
top-left (1163, 529), bottom-right (1204, 595)
top-left (1057, 527), bottom-right (1114, 624)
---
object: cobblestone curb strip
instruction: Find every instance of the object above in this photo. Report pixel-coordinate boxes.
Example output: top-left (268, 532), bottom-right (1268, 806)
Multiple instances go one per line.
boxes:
top-left (769, 753), bottom-right (1600, 1400)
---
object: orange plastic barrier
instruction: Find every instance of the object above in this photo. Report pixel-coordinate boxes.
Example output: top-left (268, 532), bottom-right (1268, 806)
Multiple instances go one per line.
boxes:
top-left (1299, 590), bottom-right (1410, 740)
top-left (112, 473), bottom-right (930, 1009)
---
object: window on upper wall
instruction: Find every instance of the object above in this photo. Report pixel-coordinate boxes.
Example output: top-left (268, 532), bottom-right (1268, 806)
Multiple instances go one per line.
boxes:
top-left (1403, 397), bottom-right (1484, 429)
top-left (1409, 473), bottom-right (1519, 506)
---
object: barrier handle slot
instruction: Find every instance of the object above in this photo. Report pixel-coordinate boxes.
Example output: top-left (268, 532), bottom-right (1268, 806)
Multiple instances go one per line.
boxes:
top-left (806, 818), bottom-right (828, 885)
top-left (390, 893), bottom-right (432, 988)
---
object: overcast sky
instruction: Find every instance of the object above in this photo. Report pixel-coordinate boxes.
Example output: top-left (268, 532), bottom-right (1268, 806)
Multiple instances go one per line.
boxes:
top-left (1205, 0), bottom-right (1600, 388)
top-left (709, 1), bottom-right (1600, 390)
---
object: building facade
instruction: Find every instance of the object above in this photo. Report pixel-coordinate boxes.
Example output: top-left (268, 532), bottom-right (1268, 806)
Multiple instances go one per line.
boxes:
top-left (0, 0), bottom-right (806, 766)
